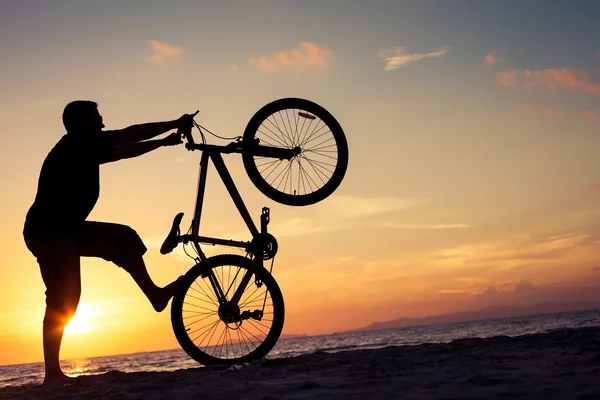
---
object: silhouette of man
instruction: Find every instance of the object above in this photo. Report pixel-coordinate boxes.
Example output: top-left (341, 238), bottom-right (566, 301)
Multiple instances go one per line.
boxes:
top-left (23, 100), bottom-right (191, 384)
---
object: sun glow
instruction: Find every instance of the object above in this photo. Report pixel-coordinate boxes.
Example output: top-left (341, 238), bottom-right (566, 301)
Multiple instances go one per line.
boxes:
top-left (64, 303), bottom-right (97, 335)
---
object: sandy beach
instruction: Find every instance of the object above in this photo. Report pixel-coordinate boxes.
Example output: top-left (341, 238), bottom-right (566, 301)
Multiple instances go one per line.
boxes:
top-left (1, 326), bottom-right (599, 400)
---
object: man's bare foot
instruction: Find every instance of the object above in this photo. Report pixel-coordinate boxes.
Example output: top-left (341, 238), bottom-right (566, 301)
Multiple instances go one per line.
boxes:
top-left (43, 373), bottom-right (79, 386)
top-left (151, 276), bottom-right (185, 312)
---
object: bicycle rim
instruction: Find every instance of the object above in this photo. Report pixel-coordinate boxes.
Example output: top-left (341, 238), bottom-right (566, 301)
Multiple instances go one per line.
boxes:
top-left (171, 254), bottom-right (285, 365)
top-left (242, 98), bottom-right (349, 206)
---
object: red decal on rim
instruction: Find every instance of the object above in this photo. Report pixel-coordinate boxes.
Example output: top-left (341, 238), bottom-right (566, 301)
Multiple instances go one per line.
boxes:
top-left (298, 112), bottom-right (316, 120)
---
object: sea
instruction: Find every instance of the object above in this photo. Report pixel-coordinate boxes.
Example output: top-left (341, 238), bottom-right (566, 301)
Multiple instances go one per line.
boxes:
top-left (1, 308), bottom-right (599, 388)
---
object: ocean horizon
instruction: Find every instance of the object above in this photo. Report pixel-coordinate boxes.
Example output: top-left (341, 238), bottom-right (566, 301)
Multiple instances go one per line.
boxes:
top-left (2, 308), bottom-right (599, 388)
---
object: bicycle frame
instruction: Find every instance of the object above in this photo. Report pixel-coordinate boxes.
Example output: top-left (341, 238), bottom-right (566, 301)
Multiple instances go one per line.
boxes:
top-left (177, 141), bottom-right (296, 307)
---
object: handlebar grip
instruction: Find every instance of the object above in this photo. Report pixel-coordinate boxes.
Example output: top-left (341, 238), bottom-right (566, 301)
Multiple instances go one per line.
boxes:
top-left (179, 110), bottom-right (199, 145)
top-left (181, 126), bottom-right (194, 145)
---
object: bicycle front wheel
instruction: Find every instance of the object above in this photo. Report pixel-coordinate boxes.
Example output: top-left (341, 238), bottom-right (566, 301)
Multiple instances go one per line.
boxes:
top-left (242, 98), bottom-right (349, 206)
top-left (171, 254), bottom-right (285, 365)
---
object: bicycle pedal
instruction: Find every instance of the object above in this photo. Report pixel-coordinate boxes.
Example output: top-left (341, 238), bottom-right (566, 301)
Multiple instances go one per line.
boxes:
top-left (160, 212), bottom-right (184, 255)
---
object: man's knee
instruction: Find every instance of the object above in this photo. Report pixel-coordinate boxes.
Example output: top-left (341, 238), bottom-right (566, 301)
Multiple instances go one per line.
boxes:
top-left (108, 225), bottom-right (147, 270)
top-left (45, 287), bottom-right (81, 323)
top-left (120, 226), bottom-right (146, 253)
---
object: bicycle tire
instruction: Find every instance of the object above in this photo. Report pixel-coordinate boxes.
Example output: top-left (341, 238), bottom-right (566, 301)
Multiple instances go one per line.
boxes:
top-left (171, 254), bottom-right (285, 365)
top-left (242, 98), bottom-right (349, 206)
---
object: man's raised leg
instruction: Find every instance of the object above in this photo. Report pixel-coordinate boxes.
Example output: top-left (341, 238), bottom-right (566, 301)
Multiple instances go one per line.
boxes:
top-left (122, 257), bottom-right (182, 312)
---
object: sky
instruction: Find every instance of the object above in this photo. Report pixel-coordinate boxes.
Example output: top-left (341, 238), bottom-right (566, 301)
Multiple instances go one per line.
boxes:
top-left (1, 0), bottom-right (600, 366)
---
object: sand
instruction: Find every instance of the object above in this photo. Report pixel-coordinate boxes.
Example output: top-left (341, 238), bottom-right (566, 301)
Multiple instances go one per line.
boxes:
top-left (1, 326), bottom-right (599, 399)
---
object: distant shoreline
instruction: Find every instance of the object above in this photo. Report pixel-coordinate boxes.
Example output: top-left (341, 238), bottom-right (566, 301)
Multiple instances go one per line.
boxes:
top-left (2, 326), bottom-right (599, 399)
top-left (344, 302), bottom-right (600, 333)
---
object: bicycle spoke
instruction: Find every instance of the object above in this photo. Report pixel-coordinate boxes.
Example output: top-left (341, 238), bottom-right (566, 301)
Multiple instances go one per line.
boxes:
top-left (226, 327), bottom-right (235, 359)
top-left (183, 313), bottom-right (215, 328)
top-left (211, 325), bottom-right (228, 357)
top-left (285, 109), bottom-right (296, 144)
top-left (257, 127), bottom-right (289, 148)
top-left (245, 319), bottom-right (269, 338)
top-left (276, 162), bottom-right (294, 192)
top-left (300, 154), bottom-right (331, 183)
top-left (263, 118), bottom-right (293, 148)
top-left (296, 158), bottom-right (306, 194)
top-left (304, 136), bottom-right (335, 152)
top-left (191, 280), bottom-right (219, 307)
top-left (297, 116), bottom-right (316, 147)
top-left (304, 149), bottom-right (339, 162)
top-left (276, 111), bottom-right (294, 146)
top-left (301, 126), bottom-right (331, 148)
top-left (184, 292), bottom-right (218, 306)
top-left (236, 329), bottom-right (245, 357)
top-left (246, 318), bottom-right (273, 332)
top-left (190, 319), bottom-right (220, 344)
top-left (298, 159), bottom-right (321, 191)
top-left (262, 160), bottom-right (285, 182)
top-left (182, 302), bottom-right (216, 313)
top-left (299, 119), bottom-right (326, 148)
top-left (301, 156), bottom-right (335, 174)
top-left (266, 115), bottom-right (293, 148)
top-left (256, 159), bottom-right (281, 168)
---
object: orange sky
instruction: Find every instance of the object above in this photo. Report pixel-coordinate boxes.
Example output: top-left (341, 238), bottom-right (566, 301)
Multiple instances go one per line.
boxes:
top-left (2, 0), bottom-right (600, 366)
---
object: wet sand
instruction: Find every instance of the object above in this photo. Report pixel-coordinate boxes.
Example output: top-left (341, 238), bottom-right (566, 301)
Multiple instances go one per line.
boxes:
top-left (1, 326), bottom-right (599, 399)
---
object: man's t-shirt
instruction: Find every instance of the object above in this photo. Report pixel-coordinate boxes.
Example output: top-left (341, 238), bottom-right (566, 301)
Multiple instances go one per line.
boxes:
top-left (24, 131), bottom-right (119, 234)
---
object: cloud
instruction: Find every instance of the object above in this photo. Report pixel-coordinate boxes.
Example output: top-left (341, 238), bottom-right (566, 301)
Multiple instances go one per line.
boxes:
top-left (507, 105), bottom-right (599, 123)
top-left (581, 110), bottom-right (599, 123)
top-left (484, 51), bottom-right (498, 67)
top-left (431, 232), bottom-right (592, 274)
top-left (522, 103), bottom-right (564, 119)
top-left (239, 0), bottom-right (267, 4)
top-left (471, 279), bottom-right (600, 309)
top-left (270, 217), bottom-right (327, 237)
top-left (580, 182), bottom-right (600, 192)
top-left (209, 196), bottom-right (423, 239)
top-left (247, 42), bottom-right (332, 72)
top-left (377, 222), bottom-right (470, 230)
top-left (597, 52), bottom-right (600, 61)
top-left (497, 67), bottom-right (600, 93)
top-left (378, 47), bottom-right (448, 71)
top-left (147, 40), bottom-right (183, 64)
top-left (324, 196), bottom-right (422, 218)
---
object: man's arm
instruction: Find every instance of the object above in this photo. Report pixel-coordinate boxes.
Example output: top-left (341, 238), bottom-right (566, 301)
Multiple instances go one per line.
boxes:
top-left (113, 120), bottom-right (178, 144)
top-left (102, 133), bottom-right (182, 163)
top-left (112, 114), bottom-right (193, 144)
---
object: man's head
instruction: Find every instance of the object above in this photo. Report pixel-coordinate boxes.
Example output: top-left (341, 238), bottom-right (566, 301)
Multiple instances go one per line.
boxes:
top-left (62, 100), bottom-right (105, 134)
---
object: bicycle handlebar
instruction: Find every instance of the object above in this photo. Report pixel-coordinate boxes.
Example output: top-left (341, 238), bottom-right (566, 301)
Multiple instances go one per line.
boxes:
top-left (178, 110), bottom-right (199, 145)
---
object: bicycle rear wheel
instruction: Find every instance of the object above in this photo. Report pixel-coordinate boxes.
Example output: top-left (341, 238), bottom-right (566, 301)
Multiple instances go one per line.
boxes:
top-left (242, 98), bottom-right (349, 206)
top-left (171, 254), bottom-right (285, 365)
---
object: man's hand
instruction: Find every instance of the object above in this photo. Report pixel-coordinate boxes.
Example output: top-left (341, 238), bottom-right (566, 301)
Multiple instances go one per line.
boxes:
top-left (163, 132), bottom-right (183, 147)
top-left (177, 113), bottom-right (196, 131)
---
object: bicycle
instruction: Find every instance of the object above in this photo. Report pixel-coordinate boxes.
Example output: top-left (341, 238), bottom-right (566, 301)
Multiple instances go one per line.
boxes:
top-left (160, 98), bottom-right (349, 365)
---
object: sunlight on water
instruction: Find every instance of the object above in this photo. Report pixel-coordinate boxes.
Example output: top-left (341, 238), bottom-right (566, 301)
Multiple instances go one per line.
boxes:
top-left (1, 309), bottom-right (599, 388)
top-left (63, 359), bottom-right (93, 377)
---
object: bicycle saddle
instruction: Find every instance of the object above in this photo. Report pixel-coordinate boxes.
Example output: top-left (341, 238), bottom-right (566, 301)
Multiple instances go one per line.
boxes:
top-left (160, 212), bottom-right (184, 255)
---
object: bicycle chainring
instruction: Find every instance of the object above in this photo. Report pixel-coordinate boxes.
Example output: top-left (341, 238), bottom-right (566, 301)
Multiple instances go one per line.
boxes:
top-left (249, 233), bottom-right (278, 260)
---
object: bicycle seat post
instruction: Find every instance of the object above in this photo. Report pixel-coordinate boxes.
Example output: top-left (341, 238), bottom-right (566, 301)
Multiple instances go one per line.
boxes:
top-left (260, 207), bottom-right (270, 234)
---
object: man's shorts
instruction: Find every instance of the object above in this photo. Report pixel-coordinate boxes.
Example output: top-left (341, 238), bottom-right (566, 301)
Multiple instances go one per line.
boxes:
top-left (23, 221), bottom-right (147, 308)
